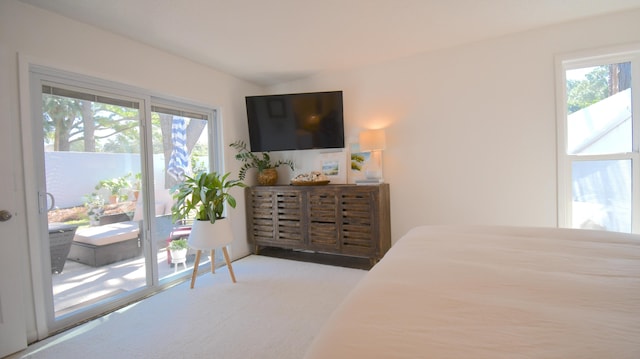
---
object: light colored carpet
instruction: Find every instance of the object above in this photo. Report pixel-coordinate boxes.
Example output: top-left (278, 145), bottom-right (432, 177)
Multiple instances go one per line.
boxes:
top-left (10, 255), bottom-right (366, 359)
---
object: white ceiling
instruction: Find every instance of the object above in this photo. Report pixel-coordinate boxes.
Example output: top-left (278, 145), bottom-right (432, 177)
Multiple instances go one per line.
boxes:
top-left (20, 0), bottom-right (640, 86)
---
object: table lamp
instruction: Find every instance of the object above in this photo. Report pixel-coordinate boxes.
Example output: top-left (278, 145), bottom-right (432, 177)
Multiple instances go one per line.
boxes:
top-left (359, 129), bottom-right (386, 182)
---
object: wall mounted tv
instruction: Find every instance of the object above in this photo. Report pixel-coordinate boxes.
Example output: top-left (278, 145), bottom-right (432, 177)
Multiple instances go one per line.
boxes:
top-left (245, 91), bottom-right (344, 152)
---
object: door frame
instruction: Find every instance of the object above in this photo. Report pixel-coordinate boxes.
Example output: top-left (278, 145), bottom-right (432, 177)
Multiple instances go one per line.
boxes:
top-left (0, 45), bottom-right (28, 358)
top-left (18, 55), bottom-right (223, 339)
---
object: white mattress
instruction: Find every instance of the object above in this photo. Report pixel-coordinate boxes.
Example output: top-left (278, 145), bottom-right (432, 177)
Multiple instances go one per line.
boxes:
top-left (304, 225), bottom-right (640, 358)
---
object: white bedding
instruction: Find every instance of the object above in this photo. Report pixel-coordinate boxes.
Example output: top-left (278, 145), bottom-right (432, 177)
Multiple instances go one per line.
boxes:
top-left (304, 226), bottom-right (640, 358)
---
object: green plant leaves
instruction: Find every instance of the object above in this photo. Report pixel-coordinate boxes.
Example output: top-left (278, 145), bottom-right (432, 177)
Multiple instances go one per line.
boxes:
top-left (171, 171), bottom-right (246, 223)
top-left (229, 140), bottom-right (294, 180)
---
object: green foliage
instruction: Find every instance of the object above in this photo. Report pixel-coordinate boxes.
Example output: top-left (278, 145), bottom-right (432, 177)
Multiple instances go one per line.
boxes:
top-left (65, 219), bottom-right (90, 227)
top-left (95, 173), bottom-right (133, 200)
top-left (566, 64), bottom-right (631, 115)
top-left (133, 172), bottom-right (142, 190)
top-left (42, 94), bottom-right (140, 153)
top-left (83, 192), bottom-right (105, 208)
top-left (567, 66), bottom-right (610, 114)
top-left (150, 112), bottom-right (166, 154)
top-left (42, 95), bottom-right (83, 151)
top-left (168, 238), bottom-right (188, 250)
top-left (190, 143), bottom-right (209, 174)
top-left (229, 140), bottom-right (294, 180)
top-left (171, 171), bottom-right (246, 223)
top-left (83, 192), bottom-right (105, 223)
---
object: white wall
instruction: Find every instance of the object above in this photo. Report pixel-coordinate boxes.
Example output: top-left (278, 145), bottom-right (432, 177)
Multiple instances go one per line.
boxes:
top-left (270, 9), bottom-right (640, 243)
top-left (0, 0), bottom-right (262, 342)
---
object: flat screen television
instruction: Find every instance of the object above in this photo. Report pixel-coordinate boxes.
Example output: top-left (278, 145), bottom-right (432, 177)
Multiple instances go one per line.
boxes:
top-left (245, 91), bottom-right (344, 152)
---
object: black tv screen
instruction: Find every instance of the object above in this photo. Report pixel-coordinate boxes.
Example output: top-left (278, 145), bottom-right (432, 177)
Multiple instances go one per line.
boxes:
top-left (245, 91), bottom-right (344, 152)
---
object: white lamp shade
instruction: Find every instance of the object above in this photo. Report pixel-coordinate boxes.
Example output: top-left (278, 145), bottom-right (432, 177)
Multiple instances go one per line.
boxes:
top-left (188, 217), bottom-right (234, 250)
top-left (359, 129), bottom-right (386, 152)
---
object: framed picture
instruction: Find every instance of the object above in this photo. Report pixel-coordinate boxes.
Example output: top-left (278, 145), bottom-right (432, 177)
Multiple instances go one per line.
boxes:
top-left (348, 143), bottom-right (372, 183)
top-left (318, 151), bottom-right (347, 184)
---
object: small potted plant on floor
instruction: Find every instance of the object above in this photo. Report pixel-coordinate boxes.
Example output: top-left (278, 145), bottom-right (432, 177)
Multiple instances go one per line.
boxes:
top-left (83, 192), bottom-right (105, 226)
top-left (230, 140), bottom-right (294, 185)
top-left (168, 238), bottom-right (188, 264)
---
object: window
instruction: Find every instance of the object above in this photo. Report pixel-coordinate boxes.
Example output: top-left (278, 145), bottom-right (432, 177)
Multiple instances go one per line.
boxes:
top-left (556, 45), bottom-right (640, 233)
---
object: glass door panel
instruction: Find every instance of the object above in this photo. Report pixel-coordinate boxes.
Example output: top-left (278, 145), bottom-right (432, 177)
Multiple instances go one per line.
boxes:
top-left (149, 107), bottom-right (212, 282)
top-left (42, 85), bottom-right (147, 317)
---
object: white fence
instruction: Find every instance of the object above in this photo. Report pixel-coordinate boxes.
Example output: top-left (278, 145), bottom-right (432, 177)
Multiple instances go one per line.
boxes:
top-left (45, 152), bottom-right (167, 209)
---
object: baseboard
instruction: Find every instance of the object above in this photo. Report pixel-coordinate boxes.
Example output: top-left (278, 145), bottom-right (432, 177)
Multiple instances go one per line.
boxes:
top-left (256, 247), bottom-right (373, 270)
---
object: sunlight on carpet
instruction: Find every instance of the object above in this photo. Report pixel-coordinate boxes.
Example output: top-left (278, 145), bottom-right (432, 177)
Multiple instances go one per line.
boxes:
top-left (9, 255), bottom-right (366, 359)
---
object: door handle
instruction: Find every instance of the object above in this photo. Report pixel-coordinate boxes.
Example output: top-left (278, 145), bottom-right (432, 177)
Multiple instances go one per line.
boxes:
top-left (38, 191), bottom-right (55, 213)
top-left (0, 210), bottom-right (12, 222)
top-left (47, 192), bottom-right (55, 211)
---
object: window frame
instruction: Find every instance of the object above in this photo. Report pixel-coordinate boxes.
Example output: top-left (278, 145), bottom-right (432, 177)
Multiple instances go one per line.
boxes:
top-left (555, 43), bottom-right (640, 233)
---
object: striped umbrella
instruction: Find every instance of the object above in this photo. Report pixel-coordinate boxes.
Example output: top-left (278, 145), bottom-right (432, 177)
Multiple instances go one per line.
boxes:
top-left (167, 116), bottom-right (189, 181)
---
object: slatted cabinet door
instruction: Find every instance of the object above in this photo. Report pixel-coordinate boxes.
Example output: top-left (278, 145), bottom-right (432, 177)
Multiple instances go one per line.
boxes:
top-left (275, 190), bottom-right (304, 245)
top-left (307, 188), bottom-right (340, 251)
top-left (340, 189), bottom-right (378, 257)
top-left (248, 189), bottom-right (276, 247)
top-left (246, 187), bottom-right (305, 252)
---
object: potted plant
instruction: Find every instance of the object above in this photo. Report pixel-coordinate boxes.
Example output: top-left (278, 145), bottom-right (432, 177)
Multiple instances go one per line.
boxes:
top-left (230, 140), bottom-right (294, 185)
top-left (171, 171), bottom-right (246, 224)
top-left (168, 238), bottom-right (188, 264)
top-left (83, 192), bottom-right (105, 226)
top-left (95, 174), bottom-right (132, 203)
top-left (131, 172), bottom-right (142, 201)
top-left (171, 171), bottom-right (245, 287)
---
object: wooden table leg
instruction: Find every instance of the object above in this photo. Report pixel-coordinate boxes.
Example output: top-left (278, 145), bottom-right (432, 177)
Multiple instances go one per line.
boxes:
top-left (190, 249), bottom-right (202, 289)
top-left (222, 246), bottom-right (236, 283)
top-left (210, 249), bottom-right (216, 274)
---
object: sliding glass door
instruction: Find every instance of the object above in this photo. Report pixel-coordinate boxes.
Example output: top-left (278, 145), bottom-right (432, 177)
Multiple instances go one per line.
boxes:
top-left (41, 83), bottom-right (149, 319)
top-left (29, 67), bottom-right (219, 334)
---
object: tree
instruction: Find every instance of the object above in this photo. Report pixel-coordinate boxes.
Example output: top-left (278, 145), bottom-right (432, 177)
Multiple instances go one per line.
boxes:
top-left (566, 66), bottom-right (609, 114)
top-left (43, 93), bottom-right (210, 188)
top-left (567, 63), bottom-right (632, 114)
top-left (42, 95), bottom-right (83, 151)
top-left (42, 94), bottom-right (140, 153)
top-left (80, 100), bottom-right (96, 151)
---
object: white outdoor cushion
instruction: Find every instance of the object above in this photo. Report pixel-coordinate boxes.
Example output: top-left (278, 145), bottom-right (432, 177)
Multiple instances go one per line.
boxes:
top-left (74, 221), bottom-right (139, 246)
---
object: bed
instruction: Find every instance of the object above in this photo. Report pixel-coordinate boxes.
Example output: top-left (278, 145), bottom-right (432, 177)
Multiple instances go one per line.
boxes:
top-left (304, 225), bottom-right (640, 358)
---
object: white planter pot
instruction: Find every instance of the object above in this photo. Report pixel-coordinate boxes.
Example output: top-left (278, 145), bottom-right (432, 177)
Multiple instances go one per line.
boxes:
top-left (170, 248), bottom-right (188, 263)
top-left (188, 218), bottom-right (234, 250)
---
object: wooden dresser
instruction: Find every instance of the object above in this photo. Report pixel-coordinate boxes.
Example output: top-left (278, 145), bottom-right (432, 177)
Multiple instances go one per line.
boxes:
top-left (245, 184), bottom-right (391, 264)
